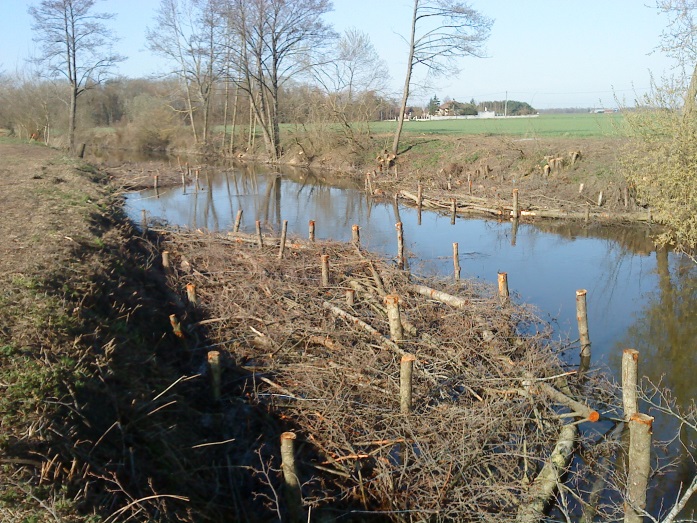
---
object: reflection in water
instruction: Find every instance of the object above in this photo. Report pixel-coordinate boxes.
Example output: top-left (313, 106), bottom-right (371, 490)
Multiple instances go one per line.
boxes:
top-left (125, 163), bottom-right (695, 513)
top-left (617, 248), bottom-right (697, 512)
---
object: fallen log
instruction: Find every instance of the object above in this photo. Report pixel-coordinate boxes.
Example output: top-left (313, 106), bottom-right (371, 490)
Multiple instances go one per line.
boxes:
top-left (322, 301), bottom-right (405, 355)
top-left (410, 284), bottom-right (495, 341)
top-left (534, 382), bottom-right (599, 422)
top-left (516, 423), bottom-right (578, 523)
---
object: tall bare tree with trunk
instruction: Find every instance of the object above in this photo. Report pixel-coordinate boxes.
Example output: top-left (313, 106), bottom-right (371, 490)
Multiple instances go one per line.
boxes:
top-left (224, 0), bottom-right (335, 160)
top-left (147, 0), bottom-right (226, 146)
top-left (29, 0), bottom-right (123, 153)
top-left (392, 0), bottom-right (492, 155)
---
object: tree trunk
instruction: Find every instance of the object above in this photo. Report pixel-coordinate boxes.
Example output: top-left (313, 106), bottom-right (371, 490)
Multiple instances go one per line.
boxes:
top-left (69, 84), bottom-right (78, 153)
top-left (392, 0), bottom-right (419, 156)
top-left (229, 83), bottom-right (239, 155)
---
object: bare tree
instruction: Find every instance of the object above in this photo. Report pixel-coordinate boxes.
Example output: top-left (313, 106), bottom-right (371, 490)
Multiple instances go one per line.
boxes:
top-left (28, 0), bottom-right (124, 153)
top-left (312, 29), bottom-right (388, 150)
top-left (147, 0), bottom-right (226, 145)
top-left (392, 0), bottom-right (492, 155)
top-left (224, 0), bottom-right (335, 160)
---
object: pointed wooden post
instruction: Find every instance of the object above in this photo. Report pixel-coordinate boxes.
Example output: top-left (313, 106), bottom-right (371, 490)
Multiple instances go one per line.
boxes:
top-left (622, 349), bottom-right (639, 420)
top-left (255, 220), bottom-right (263, 248)
top-left (396, 222), bottom-right (404, 270)
top-left (169, 314), bottom-right (184, 338)
top-left (280, 432), bottom-right (303, 521)
top-left (625, 413), bottom-right (654, 523)
top-left (384, 295), bottom-right (403, 342)
top-left (498, 272), bottom-right (509, 304)
top-left (309, 220), bottom-right (315, 242)
top-left (512, 188), bottom-right (519, 219)
top-left (576, 289), bottom-right (591, 372)
top-left (233, 209), bottom-right (243, 232)
top-left (417, 183), bottom-right (423, 225)
top-left (352, 224), bottom-right (360, 247)
top-left (186, 283), bottom-right (197, 307)
top-left (278, 220), bottom-right (288, 259)
top-left (207, 351), bottom-right (221, 401)
top-left (321, 255), bottom-right (330, 287)
top-left (400, 354), bottom-right (416, 414)
top-left (453, 242), bottom-right (461, 281)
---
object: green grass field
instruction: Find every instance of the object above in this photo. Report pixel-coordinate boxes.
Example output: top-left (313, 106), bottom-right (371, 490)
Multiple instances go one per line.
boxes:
top-left (368, 112), bottom-right (626, 138)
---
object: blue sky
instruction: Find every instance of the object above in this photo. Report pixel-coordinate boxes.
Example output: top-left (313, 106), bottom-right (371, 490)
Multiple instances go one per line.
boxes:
top-left (0, 0), bottom-right (678, 109)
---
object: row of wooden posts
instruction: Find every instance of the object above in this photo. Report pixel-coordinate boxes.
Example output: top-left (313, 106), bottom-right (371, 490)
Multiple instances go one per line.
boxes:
top-left (157, 215), bottom-right (652, 521)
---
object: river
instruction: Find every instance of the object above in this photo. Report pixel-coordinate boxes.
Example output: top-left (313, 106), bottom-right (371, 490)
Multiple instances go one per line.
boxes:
top-left (124, 160), bottom-right (697, 517)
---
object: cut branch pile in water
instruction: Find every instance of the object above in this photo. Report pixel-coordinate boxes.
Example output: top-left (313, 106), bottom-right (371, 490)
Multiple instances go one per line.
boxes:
top-left (158, 227), bottom-right (607, 521)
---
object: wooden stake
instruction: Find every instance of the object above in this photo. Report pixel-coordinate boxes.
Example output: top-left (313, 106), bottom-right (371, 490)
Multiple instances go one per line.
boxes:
top-left (162, 250), bottom-right (170, 269)
top-left (255, 220), bottom-right (263, 248)
top-left (597, 191), bottom-right (604, 207)
top-left (181, 170), bottom-right (186, 194)
top-left (395, 222), bottom-right (404, 270)
top-left (346, 288), bottom-right (355, 306)
top-left (207, 351), bottom-right (221, 401)
top-left (468, 172), bottom-right (472, 195)
top-left (234, 209), bottom-right (243, 232)
top-left (195, 169), bottom-right (201, 192)
top-left (384, 294), bottom-right (404, 342)
top-left (365, 173), bottom-right (373, 195)
top-left (154, 175), bottom-right (159, 192)
top-left (169, 314), bottom-right (184, 338)
top-left (625, 413), bottom-right (654, 523)
top-left (498, 272), bottom-right (509, 304)
top-left (141, 209), bottom-right (147, 233)
top-left (450, 198), bottom-right (457, 225)
top-left (309, 220), bottom-right (315, 242)
top-left (512, 189), bottom-right (519, 219)
top-left (351, 224), bottom-right (360, 246)
top-left (576, 289), bottom-right (591, 369)
top-left (400, 353), bottom-right (416, 414)
top-left (278, 220), bottom-right (288, 259)
top-left (321, 254), bottom-right (330, 287)
top-left (453, 242), bottom-right (461, 281)
top-left (280, 432), bottom-right (303, 521)
top-left (623, 186), bottom-right (629, 207)
top-left (417, 183), bottom-right (423, 225)
top-left (186, 283), bottom-right (197, 307)
top-left (622, 349), bottom-right (639, 420)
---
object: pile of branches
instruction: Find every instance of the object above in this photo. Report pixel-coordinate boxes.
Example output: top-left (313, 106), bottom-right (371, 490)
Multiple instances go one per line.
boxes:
top-left (160, 228), bottom-right (609, 521)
